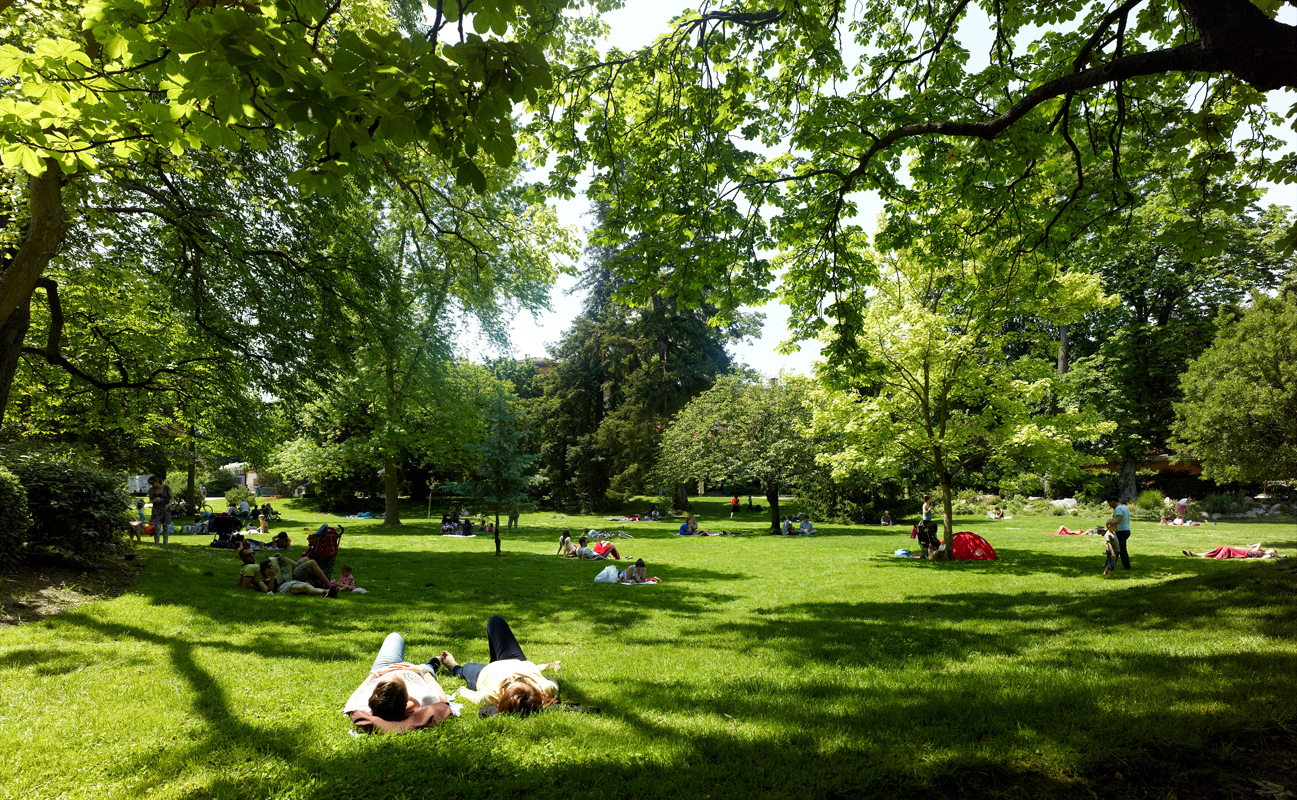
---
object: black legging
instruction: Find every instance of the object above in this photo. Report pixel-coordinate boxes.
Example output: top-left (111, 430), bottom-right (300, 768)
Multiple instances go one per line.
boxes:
top-left (452, 616), bottom-right (527, 690)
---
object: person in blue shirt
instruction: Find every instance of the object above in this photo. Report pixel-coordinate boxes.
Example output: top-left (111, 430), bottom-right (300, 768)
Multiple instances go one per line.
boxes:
top-left (1106, 495), bottom-right (1132, 570)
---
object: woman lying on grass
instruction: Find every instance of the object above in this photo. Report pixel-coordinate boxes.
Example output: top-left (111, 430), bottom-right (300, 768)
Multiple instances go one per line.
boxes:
top-left (237, 556), bottom-right (338, 596)
top-left (440, 616), bottom-right (560, 717)
top-left (1182, 543), bottom-right (1279, 559)
top-left (342, 633), bottom-right (455, 734)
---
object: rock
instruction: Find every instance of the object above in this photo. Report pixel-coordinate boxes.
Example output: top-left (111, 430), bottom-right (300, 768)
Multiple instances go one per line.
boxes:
top-left (1211, 513), bottom-right (1222, 520)
top-left (1050, 498), bottom-right (1078, 509)
top-left (1028, 496), bottom-right (1044, 502)
top-left (1270, 503), bottom-right (1284, 514)
top-left (1244, 496), bottom-right (1254, 505)
top-left (1245, 510), bottom-right (1258, 518)
top-left (1164, 497), bottom-right (1175, 507)
top-left (981, 495), bottom-right (1000, 504)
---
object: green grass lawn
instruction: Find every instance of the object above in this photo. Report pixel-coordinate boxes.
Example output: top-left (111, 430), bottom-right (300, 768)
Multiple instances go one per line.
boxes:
top-left (2, 498), bottom-right (1296, 799)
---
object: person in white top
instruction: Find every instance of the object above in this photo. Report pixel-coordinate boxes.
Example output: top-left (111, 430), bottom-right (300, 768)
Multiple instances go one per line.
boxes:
top-left (440, 616), bottom-right (561, 717)
top-left (343, 633), bottom-right (452, 724)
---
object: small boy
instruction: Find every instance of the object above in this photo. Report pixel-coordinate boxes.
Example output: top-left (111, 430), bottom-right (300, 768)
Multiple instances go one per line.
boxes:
top-left (1101, 529), bottom-right (1120, 578)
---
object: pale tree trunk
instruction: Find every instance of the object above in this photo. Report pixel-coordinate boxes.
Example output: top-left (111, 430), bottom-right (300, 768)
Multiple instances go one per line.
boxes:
top-left (185, 427), bottom-right (197, 513)
top-left (1119, 457), bottom-right (1137, 502)
top-left (765, 481), bottom-right (781, 532)
top-left (931, 470), bottom-right (955, 561)
top-left (382, 357), bottom-right (403, 526)
top-left (0, 294), bottom-right (31, 424)
top-left (383, 453), bottom-right (402, 526)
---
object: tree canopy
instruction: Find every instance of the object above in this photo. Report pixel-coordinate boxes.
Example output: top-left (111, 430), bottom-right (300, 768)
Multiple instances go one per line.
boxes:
top-left (1172, 294), bottom-right (1297, 484)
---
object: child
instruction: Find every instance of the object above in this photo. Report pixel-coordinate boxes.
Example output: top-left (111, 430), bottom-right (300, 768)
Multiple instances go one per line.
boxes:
top-left (1101, 529), bottom-right (1120, 578)
top-left (332, 563), bottom-right (368, 594)
top-left (258, 514), bottom-right (269, 535)
top-left (270, 530), bottom-right (291, 550)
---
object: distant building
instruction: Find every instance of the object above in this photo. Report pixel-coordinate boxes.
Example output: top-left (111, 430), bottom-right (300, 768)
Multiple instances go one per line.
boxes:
top-left (518, 356), bottom-right (552, 373)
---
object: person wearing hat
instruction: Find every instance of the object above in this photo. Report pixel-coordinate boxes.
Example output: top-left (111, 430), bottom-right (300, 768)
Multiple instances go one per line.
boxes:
top-left (1106, 495), bottom-right (1133, 570)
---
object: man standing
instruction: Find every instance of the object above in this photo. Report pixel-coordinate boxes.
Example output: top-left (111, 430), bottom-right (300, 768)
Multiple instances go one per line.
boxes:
top-left (1106, 495), bottom-right (1132, 570)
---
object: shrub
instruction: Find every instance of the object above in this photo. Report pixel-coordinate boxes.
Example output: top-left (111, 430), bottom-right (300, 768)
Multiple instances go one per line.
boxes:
top-left (1201, 493), bottom-right (1244, 515)
top-left (225, 484), bottom-right (255, 508)
top-left (203, 468), bottom-right (240, 496)
top-left (0, 466), bottom-right (32, 570)
top-left (2, 453), bottom-right (128, 564)
top-left (1136, 489), bottom-right (1166, 511)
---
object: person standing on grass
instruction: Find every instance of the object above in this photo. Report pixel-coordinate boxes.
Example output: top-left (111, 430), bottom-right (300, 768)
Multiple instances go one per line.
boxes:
top-left (1176, 496), bottom-right (1192, 518)
top-left (1106, 495), bottom-right (1133, 570)
top-left (439, 616), bottom-right (561, 717)
top-left (342, 633), bottom-right (454, 733)
top-left (730, 494), bottom-right (740, 518)
top-left (147, 476), bottom-right (172, 545)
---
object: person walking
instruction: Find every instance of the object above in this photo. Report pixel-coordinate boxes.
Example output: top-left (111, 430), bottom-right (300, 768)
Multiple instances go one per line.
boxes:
top-left (1106, 495), bottom-right (1133, 570)
top-left (730, 494), bottom-right (740, 519)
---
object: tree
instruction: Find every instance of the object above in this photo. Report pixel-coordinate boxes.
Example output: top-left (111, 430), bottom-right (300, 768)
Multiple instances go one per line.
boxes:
top-left (656, 373), bottom-right (815, 531)
top-left (1064, 196), bottom-right (1292, 496)
top-left (0, 0), bottom-right (607, 370)
top-left (1172, 294), bottom-right (1297, 484)
top-left (809, 246), bottom-right (1113, 551)
top-left (537, 0), bottom-right (1297, 336)
top-left (449, 388), bottom-right (536, 556)
top-left (529, 206), bottom-right (755, 512)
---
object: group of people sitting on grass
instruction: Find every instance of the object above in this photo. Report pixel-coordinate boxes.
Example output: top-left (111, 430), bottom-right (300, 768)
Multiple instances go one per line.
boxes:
top-left (232, 523), bottom-right (358, 596)
top-left (346, 616), bottom-right (571, 733)
top-left (557, 529), bottom-right (625, 560)
top-left (778, 515), bottom-right (816, 535)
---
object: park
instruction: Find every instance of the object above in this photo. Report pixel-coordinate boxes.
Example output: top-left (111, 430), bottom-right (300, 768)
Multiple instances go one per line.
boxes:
top-left (3, 0), bottom-right (1297, 798)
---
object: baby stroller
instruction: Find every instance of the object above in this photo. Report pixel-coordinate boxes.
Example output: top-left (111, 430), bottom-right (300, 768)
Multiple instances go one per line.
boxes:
top-left (208, 515), bottom-right (243, 548)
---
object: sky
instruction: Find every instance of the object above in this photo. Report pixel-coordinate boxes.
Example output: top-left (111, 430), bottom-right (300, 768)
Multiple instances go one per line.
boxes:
top-left (470, 3), bottom-right (1297, 377)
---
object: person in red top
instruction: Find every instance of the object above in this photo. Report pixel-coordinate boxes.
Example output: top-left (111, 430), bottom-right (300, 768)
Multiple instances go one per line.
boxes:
top-left (730, 495), bottom-right (740, 519)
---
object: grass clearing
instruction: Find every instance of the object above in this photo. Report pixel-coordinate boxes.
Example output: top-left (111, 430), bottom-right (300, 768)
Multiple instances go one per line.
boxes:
top-left (2, 498), bottom-right (1296, 799)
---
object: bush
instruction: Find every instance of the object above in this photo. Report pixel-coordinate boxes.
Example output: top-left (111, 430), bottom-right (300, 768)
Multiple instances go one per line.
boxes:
top-left (203, 468), bottom-right (240, 496)
top-left (1136, 489), bottom-right (1166, 511)
top-left (2, 453), bottom-right (128, 564)
top-left (0, 465), bottom-right (32, 570)
top-left (225, 484), bottom-right (255, 508)
top-left (1201, 492), bottom-right (1244, 515)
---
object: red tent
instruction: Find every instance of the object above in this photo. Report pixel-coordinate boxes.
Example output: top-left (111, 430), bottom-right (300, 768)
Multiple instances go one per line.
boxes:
top-left (951, 531), bottom-right (997, 560)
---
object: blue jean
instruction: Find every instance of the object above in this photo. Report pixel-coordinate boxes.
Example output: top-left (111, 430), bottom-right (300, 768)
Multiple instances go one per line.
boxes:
top-left (371, 633), bottom-right (407, 673)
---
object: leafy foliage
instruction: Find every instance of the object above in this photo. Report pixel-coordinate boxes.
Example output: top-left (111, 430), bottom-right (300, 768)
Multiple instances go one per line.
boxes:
top-left (1172, 295), bottom-right (1297, 483)
top-left (224, 484), bottom-right (255, 509)
top-left (202, 469), bottom-right (240, 496)
top-left (0, 449), bottom-right (128, 564)
top-left (446, 389), bottom-right (536, 555)
top-left (0, 464), bottom-right (31, 569)
top-left (656, 374), bottom-right (816, 530)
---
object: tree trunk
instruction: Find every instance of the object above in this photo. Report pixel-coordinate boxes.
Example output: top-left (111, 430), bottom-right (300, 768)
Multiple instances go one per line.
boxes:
top-left (672, 482), bottom-right (693, 513)
top-left (0, 162), bottom-right (68, 334)
top-left (1057, 324), bottom-right (1069, 375)
top-left (932, 471), bottom-right (955, 561)
top-left (1119, 457), bottom-right (1137, 502)
top-left (494, 507), bottom-right (501, 556)
top-left (0, 293), bottom-right (32, 424)
top-left (765, 481), bottom-right (781, 532)
top-left (383, 454), bottom-right (403, 526)
top-left (185, 429), bottom-right (197, 514)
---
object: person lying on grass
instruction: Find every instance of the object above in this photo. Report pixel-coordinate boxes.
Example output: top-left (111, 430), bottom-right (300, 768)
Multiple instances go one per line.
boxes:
top-left (565, 535), bottom-right (623, 559)
top-left (342, 633), bottom-right (454, 734)
top-left (1182, 543), bottom-right (1279, 559)
top-left (239, 558), bottom-right (338, 596)
top-left (440, 616), bottom-right (560, 717)
top-left (262, 551), bottom-right (336, 592)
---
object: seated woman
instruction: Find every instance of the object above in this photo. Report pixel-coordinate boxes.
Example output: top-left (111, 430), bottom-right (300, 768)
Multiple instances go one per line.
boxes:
top-left (1182, 543), bottom-right (1278, 559)
top-left (991, 507), bottom-right (1005, 520)
top-left (780, 516), bottom-right (793, 535)
top-left (557, 529), bottom-right (573, 556)
top-left (677, 517), bottom-right (700, 536)
top-left (269, 530), bottom-right (291, 550)
top-left (342, 632), bottom-right (454, 733)
top-left (880, 511), bottom-right (893, 526)
top-left (263, 551), bottom-right (338, 593)
top-left (440, 616), bottom-right (560, 717)
top-left (1159, 512), bottom-right (1172, 525)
